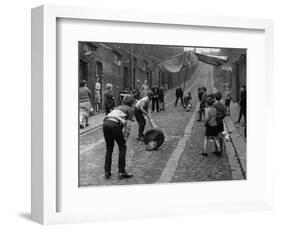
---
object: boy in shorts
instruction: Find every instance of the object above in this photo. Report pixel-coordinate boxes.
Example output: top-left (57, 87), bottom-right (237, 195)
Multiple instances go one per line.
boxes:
top-left (202, 96), bottom-right (221, 156)
top-left (213, 92), bottom-right (227, 153)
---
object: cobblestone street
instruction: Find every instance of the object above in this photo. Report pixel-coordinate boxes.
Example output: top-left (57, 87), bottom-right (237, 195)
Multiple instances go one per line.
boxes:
top-left (79, 62), bottom-right (245, 187)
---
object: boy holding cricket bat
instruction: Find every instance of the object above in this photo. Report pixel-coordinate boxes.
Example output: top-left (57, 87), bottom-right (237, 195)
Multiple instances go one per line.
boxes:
top-left (134, 90), bottom-right (154, 141)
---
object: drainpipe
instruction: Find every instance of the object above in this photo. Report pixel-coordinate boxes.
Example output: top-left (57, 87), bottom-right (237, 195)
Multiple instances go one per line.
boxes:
top-left (130, 45), bottom-right (134, 88)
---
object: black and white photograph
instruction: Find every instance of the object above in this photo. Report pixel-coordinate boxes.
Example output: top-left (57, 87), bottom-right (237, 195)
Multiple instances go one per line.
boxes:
top-left (1, 0), bottom-right (279, 227)
top-left (78, 42), bottom-right (246, 186)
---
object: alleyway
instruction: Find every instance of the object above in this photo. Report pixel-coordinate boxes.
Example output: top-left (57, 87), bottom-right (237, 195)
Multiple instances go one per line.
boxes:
top-left (79, 62), bottom-right (245, 187)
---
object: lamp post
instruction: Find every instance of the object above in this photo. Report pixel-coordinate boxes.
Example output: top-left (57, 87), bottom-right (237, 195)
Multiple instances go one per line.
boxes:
top-left (130, 45), bottom-right (134, 89)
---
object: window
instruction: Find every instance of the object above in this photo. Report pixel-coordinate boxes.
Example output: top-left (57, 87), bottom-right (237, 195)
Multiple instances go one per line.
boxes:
top-left (96, 61), bottom-right (102, 78)
top-left (133, 57), bottom-right (137, 65)
top-left (143, 60), bottom-right (148, 71)
top-left (113, 51), bottom-right (122, 66)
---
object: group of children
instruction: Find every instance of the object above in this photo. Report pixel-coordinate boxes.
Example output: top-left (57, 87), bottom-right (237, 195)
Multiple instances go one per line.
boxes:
top-left (101, 82), bottom-right (233, 180)
top-left (197, 87), bottom-right (228, 156)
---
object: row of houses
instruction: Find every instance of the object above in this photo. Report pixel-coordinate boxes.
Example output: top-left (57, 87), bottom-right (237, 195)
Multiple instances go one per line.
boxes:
top-left (79, 42), bottom-right (195, 111)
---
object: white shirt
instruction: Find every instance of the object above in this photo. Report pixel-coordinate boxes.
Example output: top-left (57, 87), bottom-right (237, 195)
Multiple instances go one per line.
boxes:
top-left (95, 82), bottom-right (101, 90)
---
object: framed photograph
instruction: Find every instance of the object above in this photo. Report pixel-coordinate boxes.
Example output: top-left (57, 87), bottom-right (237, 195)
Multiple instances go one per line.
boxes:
top-left (31, 5), bottom-right (274, 225)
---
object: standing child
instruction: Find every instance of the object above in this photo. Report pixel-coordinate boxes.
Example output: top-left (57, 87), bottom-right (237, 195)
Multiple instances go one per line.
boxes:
top-left (104, 83), bottom-right (115, 115)
top-left (197, 87), bottom-right (207, 121)
top-left (183, 91), bottom-right (192, 111)
top-left (198, 87), bottom-right (203, 102)
top-left (236, 84), bottom-right (246, 124)
top-left (140, 80), bottom-right (149, 98)
top-left (134, 90), bottom-right (154, 141)
top-left (79, 80), bottom-right (92, 128)
top-left (136, 79), bottom-right (142, 100)
top-left (158, 86), bottom-right (165, 111)
top-left (175, 85), bottom-right (184, 107)
top-left (151, 85), bottom-right (160, 112)
top-left (95, 77), bottom-right (101, 112)
top-left (213, 92), bottom-right (227, 154)
top-left (224, 93), bottom-right (232, 116)
top-left (202, 97), bottom-right (221, 156)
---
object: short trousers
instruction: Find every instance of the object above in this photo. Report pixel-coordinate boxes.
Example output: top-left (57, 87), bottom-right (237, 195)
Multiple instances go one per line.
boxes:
top-left (205, 125), bottom-right (218, 137)
top-left (225, 99), bottom-right (230, 107)
top-left (216, 123), bottom-right (224, 133)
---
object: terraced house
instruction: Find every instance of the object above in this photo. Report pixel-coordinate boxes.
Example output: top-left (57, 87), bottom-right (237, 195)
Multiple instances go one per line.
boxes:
top-left (79, 42), bottom-right (195, 113)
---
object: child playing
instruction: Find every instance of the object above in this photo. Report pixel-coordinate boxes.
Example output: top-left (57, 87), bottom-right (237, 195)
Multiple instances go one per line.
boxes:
top-left (224, 93), bottom-right (232, 116)
top-left (202, 96), bottom-right (221, 156)
top-left (213, 92), bottom-right (227, 154)
top-left (183, 91), bottom-right (192, 111)
top-left (134, 90), bottom-right (154, 141)
top-left (103, 95), bottom-right (135, 179)
top-left (158, 86), bottom-right (165, 111)
top-left (198, 87), bottom-right (203, 102)
top-left (197, 87), bottom-right (207, 121)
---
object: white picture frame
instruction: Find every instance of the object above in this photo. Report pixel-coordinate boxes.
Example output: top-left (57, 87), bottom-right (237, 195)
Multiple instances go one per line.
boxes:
top-left (31, 5), bottom-right (274, 225)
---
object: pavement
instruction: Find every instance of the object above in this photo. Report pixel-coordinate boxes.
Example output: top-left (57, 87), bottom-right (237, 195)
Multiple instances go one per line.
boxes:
top-left (79, 62), bottom-right (246, 186)
top-left (79, 112), bottom-right (105, 135)
top-left (212, 69), bottom-right (246, 178)
top-left (224, 103), bottom-right (247, 178)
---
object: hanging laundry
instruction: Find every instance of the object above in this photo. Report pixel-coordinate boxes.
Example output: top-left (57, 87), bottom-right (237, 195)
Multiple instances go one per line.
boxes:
top-left (195, 53), bottom-right (228, 67)
top-left (157, 52), bottom-right (190, 73)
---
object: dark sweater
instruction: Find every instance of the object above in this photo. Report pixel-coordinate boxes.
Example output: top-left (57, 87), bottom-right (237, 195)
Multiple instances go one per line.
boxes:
top-left (213, 101), bottom-right (226, 121)
top-left (175, 87), bottom-right (183, 97)
top-left (152, 86), bottom-right (159, 99)
top-left (240, 90), bottom-right (246, 109)
top-left (158, 88), bottom-right (164, 101)
top-left (79, 87), bottom-right (91, 103)
top-left (104, 91), bottom-right (115, 110)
